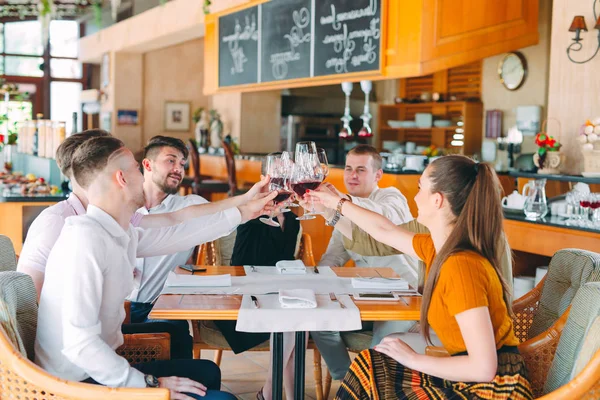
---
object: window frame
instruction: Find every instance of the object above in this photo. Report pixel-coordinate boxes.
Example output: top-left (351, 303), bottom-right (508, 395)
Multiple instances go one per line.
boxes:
top-left (0, 18), bottom-right (89, 126)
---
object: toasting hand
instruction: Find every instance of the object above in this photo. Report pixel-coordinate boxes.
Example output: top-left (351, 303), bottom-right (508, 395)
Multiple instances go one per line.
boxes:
top-left (238, 190), bottom-right (279, 223)
top-left (243, 175), bottom-right (271, 201)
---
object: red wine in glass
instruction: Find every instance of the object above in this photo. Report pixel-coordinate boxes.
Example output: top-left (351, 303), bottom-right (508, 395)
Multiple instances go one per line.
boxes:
top-left (591, 201), bottom-right (600, 209)
top-left (273, 191), bottom-right (293, 204)
top-left (580, 200), bottom-right (591, 208)
top-left (291, 180), bottom-right (322, 197)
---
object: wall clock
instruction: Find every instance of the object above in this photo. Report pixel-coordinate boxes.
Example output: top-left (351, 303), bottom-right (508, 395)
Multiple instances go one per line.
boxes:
top-left (498, 52), bottom-right (527, 91)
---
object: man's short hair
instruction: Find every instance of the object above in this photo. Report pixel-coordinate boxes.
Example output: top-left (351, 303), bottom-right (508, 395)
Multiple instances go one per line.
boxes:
top-left (71, 136), bottom-right (125, 189)
top-left (143, 135), bottom-right (189, 160)
top-left (55, 129), bottom-right (111, 176)
top-left (347, 144), bottom-right (382, 170)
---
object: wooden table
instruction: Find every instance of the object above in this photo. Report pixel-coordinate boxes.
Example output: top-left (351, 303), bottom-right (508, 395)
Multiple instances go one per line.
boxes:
top-left (150, 266), bottom-right (421, 400)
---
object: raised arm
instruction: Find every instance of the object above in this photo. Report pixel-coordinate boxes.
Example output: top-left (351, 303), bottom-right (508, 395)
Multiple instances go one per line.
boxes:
top-left (305, 189), bottom-right (419, 259)
top-left (138, 176), bottom-right (271, 229)
top-left (343, 219), bottom-right (429, 257)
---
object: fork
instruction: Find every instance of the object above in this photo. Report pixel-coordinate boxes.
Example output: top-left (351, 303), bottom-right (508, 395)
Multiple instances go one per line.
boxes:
top-left (329, 292), bottom-right (346, 309)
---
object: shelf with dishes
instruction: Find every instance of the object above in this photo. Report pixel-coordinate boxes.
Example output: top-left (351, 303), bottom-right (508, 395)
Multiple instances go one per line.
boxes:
top-left (377, 101), bottom-right (483, 156)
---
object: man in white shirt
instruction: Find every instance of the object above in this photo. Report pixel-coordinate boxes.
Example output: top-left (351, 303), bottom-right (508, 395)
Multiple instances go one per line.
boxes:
top-left (311, 144), bottom-right (419, 380)
top-left (36, 136), bottom-right (274, 399)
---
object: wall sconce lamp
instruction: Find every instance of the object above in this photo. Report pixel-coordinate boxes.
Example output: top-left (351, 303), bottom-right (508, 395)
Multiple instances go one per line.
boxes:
top-left (567, 2), bottom-right (600, 64)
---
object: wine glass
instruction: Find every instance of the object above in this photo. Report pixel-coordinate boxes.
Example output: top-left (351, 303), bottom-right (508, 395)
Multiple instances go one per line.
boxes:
top-left (291, 142), bottom-right (323, 220)
top-left (259, 153), bottom-right (293, 227)
top-left (307, 148), bottom-right (329, 216)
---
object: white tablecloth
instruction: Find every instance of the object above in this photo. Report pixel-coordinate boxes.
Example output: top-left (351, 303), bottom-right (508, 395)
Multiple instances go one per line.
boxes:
top-left (235, 294), bottom-right (361, 333)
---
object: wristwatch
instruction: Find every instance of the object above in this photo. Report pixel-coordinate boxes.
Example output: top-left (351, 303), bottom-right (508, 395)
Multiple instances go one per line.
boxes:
top-left (336, 198), bottom-right (349, 216)
top-left (145, 374), bottom-right (160, 388)
top-left (325, 210), bottom-right (341, 227)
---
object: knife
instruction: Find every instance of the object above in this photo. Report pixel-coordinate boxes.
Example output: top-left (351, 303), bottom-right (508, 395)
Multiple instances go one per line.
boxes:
top-left (329, 292), bottom-right (346, 309)
top-left (250, 295), bottom-right (260, 308)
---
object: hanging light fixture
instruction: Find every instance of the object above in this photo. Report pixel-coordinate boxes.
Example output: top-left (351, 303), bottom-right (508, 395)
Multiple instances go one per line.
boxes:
top-left (566, 1), bottom-right (600, 64)
top-left (358, 80), bottom-right (374, 138)
top-left (339, 82), bottom-right (353, 139)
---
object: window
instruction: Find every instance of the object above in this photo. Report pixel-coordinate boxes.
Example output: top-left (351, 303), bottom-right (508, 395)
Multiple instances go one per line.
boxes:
top-left (50, 20), bottom-right (79, 58)
top-left (5, 56), bottom-right (43, 77)
top-left (4, 21), bottom-right (43, 56)
top-left (1, 20), bottom-right (86, 129)
top-left (50, 81), bottom-right (82, 134)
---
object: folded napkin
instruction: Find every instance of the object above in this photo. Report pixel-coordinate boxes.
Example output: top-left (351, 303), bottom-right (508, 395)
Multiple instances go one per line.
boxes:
top-left (351, 277), bottom-right (409, 290)
top-left (275, 260), bottom-right (306, 275)
top-left (164, 271), bottom-right (231, 287)
top-left (279, 289), bottom-right (317, 308)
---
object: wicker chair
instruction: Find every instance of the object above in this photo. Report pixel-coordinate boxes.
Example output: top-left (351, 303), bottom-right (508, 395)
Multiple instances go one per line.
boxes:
top-left (192, 233), bottom-right (325, 399)
top-left (0, 271), bottom-right (170, 400)
top-left (0, 234), bottom-right (17, 272)
top-left (537, 282), bottom-right (600, 398)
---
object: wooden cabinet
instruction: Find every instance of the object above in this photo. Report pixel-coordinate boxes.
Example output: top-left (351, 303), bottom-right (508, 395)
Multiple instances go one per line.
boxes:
top-left (204, 0), bottom-right (538, 93)
top-left (377, 101), bottom-right (483, 156)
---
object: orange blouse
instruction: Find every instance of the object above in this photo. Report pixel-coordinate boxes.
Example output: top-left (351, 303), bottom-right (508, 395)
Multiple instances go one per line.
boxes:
top-left (412, 234), bottom-right (519, 355)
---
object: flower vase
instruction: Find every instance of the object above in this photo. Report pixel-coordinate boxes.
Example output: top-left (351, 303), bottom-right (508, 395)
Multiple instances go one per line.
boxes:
top-left (533, 152), bottom-right (563, 174)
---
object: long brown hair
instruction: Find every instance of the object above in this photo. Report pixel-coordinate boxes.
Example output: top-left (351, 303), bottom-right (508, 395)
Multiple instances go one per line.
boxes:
top-left (420, 155), bottom-right (512, 343)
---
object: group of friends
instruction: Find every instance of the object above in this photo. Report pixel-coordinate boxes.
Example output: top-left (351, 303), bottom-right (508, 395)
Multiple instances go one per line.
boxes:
top-left (15, 130), bottom-right (533, 399)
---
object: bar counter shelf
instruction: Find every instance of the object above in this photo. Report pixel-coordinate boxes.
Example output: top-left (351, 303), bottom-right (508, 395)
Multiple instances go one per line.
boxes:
top-left (509, 171), bottom-right (600, 185)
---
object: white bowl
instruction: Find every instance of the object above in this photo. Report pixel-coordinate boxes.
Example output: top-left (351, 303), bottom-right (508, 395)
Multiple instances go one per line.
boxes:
top-left (387, 120), bottom-right (403, 128)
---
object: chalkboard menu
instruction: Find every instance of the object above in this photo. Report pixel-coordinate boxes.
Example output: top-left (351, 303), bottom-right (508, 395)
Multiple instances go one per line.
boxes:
top-left (260, 0), bottom-right (312, 83)
top-left (217, 0), bottom-right (381, 88)
top-left (313, 0), bottom-right (381, 76)
top-left (218, 6), bottom-right (260, 87)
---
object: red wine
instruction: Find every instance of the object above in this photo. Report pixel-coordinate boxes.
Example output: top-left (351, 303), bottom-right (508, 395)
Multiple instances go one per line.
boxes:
top-left (274, 191), bottom-right (292, 204)
top-left (270, 177), bottom-right (285, 187)
top-left (581, 200), bottom-right (591, 207)
top-left (291, 180), bottom-right (321, 197)
top-left (591, 202), bottom-right (600, 209)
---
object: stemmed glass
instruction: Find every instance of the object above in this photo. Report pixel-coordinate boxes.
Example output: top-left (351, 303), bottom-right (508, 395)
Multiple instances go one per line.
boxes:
top-left (307, 148), bottom-right (329, 216)
top-left (259, 153), bottom-right (294, 227)
top-left (291, 142), bottom-right (323, 220)
top-left (590, 193), bottom-right (600, 228)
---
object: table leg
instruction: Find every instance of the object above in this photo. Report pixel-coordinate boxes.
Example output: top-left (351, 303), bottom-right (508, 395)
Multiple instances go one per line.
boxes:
top-left (294, 331), bottom-right (306, 400)
top-left (272, 332), bottom-right (283, 400)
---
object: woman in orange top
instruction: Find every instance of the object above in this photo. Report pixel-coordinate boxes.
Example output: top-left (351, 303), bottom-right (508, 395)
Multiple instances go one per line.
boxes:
top-left (305, 155), bottom-right (533, 400)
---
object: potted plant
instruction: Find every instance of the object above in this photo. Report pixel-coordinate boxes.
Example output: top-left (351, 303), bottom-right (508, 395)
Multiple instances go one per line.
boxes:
top-left (533, 128), bottom-right (562, 174)
top-left (579, 118), bottom-right (600, 177)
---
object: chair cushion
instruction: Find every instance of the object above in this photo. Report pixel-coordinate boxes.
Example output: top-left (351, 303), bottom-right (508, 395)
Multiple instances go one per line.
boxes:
top-left (0, 272), bottom-right (37, 360)
top-left (544, 282), bottom-right (600, 394)
top-left (529, 249), bottom-right (600, 338)
top-left (572, 315), bottom-right (600, 378)
top-left (199, 321), bottom-right (270, 350)
top-left (0, 235), bottom-right (17, 272)
top-left (341, 331), bottom-right (373, 352)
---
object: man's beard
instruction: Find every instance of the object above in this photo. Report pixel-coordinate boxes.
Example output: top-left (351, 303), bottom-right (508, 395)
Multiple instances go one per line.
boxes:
top-left (155, 174), bottom-right (182, 195)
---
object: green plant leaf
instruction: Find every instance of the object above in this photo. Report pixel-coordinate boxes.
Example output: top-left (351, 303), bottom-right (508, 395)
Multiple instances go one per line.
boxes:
top-left (538, 147), bottom-right (547, 156)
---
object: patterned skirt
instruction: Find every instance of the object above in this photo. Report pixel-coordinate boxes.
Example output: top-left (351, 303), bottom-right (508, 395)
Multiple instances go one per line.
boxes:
top-left (335, 348), bottom-right (533, 400)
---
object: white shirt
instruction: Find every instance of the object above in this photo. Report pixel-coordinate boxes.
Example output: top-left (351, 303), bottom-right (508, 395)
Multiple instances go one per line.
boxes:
top-left (34, 205), bottom-right (241, 387)
top-left (17, 194), bottom-right (142, 273)
top-left (317, 186), bottom-right (419, 286)
top-left (130, 194), bottom-right (231, 304)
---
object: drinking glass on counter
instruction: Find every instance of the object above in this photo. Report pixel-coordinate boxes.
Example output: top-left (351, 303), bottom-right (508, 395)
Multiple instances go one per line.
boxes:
top-left (591, 193), bottom-right (600, 227)
top-left (259, 153), bottom-right (294, 227)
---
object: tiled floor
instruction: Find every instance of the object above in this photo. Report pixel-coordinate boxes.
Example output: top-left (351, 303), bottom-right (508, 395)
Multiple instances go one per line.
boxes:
top-left (201, 349), bottom-right (345, 399)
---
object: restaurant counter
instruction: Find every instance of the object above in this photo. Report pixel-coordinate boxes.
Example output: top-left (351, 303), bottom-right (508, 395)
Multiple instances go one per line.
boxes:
top-left (0, 193), bottom-right (67, 254)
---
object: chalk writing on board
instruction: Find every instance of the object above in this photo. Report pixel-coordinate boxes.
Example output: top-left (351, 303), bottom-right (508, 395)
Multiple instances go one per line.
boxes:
top-left (269, 7), bottom-right (311, 80)
top-left (222, 14), bottom-right (259, 75)
top-left (319, 0), bottom-right (380, 74)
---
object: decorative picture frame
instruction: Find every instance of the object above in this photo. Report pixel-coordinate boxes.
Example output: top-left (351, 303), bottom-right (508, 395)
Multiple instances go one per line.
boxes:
top-left (164, 101), bottom-right (191, 131)
top-left (117, 109), bottom-right (139, 126)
